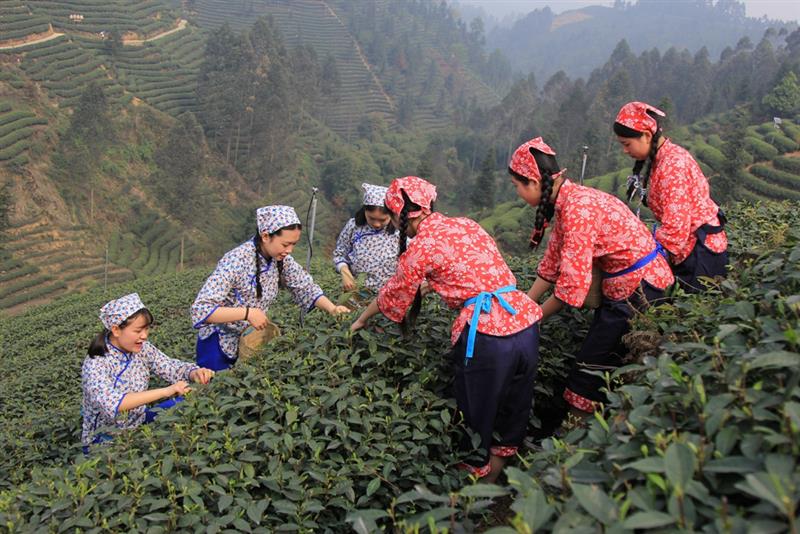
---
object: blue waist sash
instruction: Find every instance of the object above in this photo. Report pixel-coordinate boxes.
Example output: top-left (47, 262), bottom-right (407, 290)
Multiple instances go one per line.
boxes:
top-left (604, 228), bottom-right (667, 279)
top-left (462, 285), bottom-right (517, 360)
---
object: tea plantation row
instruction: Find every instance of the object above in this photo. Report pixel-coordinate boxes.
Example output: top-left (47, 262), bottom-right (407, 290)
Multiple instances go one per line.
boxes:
top-left (0, 201), bottom-right (798, 531)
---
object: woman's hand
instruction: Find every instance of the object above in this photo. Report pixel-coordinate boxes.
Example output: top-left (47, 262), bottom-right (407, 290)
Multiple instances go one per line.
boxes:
top-left (329, 305), bottom-right (351, 316)
top-left (247, 307), bottom-right (268, 330)
top-left (189, 368), bottom-right (215, 385)
top-left (170, 381), bottom-right (192, 396)
top-left (420, 280), bottom-right (432, 296)
top-left (341, 266), bottom-right (356, 291)
top-left (350, 316), bottom-right (368, 332)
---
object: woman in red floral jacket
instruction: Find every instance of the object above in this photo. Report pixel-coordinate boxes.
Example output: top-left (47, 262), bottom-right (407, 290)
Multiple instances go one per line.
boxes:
top-left (614, 101), bottom-right (729, 293)
top-left (509, 137), bottom-right (674, 419)
top-left (351, 176), bottom-right (542, 482)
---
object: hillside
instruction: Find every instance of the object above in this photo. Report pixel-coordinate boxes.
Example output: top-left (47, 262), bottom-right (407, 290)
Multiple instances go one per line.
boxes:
top-left (486, 0), bottom-right (796, 82)
top-left (188, 0), bottom-right (503, 136)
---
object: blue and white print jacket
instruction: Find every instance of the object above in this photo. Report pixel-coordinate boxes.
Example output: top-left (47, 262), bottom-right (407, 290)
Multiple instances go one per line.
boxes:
top-left (191, 240), bottom-right (324, 358)
top-left (81, 341), bottom-right (197, 446)
top-left (332, 218), bottom-right (399, 292)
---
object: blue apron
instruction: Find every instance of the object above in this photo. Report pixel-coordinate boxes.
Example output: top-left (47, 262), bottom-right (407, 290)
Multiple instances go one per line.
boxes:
top-left (83, 396), bottom-right (184, 454)
top-left (196, 330), bottom-right (236, 371)
top-left (462, 285), bottom-right (518, 363)
top-left (603, 229), bottom-right (667, 279)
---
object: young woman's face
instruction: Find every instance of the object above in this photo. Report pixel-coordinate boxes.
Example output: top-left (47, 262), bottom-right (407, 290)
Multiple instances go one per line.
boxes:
top-left (511, 175), bottom-right (542, 207)
top-left (365, 207), bottom-right (391, 230)
top-left (389, 211), bottom-right (418, 237)
top-left (617, 131), bottom-right (652, 160)
top-left (112, 314), bottom-right (150, 353)
top-left (264, 228), bottom-right (302, 261)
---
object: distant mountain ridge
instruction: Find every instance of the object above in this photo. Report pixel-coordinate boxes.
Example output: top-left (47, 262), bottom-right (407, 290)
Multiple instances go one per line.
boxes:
top-left (485, 0), bottom-right (796, 81)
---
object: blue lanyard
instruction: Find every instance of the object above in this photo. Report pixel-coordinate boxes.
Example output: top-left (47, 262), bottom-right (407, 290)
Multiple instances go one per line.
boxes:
top-left (604, 226), bottom-right (667, 279)
top-left (462, 285), bottom-right (517, 361)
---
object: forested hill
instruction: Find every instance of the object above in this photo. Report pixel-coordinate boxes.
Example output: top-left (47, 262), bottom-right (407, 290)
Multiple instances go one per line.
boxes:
top-left (486, 0), bottom-right (797, 82)
top-left (1, 0), bottom-right (799, 315)
top-left (0, 0), bottom-right (513, 313)
top-left (186, 0), bottom-right (509, 136)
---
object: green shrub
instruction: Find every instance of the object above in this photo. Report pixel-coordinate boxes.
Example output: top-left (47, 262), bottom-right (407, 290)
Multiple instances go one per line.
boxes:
top-left (745, 136), bottom-right (780, 161)
top-left (737, 169), bottom-right (800, 201)
top-left (363, 204), bottom-right (800, 531)
top-left (694, 144), bottom-right (725, 172)
top-left (751, 164), bottom-right (800, 190)
top-left (774, 156), bottom-right (800, 174)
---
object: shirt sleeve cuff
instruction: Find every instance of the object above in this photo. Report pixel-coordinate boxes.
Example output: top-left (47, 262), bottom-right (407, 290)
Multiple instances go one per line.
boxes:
top-left (184, 365), bottom-right (200, 381)
top-left (307, 293), bottom-right (324, 312)
top-left (335, 262), bottom-right (349, 273)
top-left (554, 285), bottom-right (585, 308)
top-left (192, 304), bottom-right (221, 329)
top-left (113, 393), bottom-right (127, 417)
top-left (536, 270), bottom-right (557, 284)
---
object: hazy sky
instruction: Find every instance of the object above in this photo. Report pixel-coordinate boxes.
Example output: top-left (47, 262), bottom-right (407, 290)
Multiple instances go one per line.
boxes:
top-left (458, 1), bottom-right (799, 22)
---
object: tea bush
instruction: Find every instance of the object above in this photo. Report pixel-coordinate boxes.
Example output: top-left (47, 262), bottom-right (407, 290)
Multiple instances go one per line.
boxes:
top-left (2, 201), bottom-right (797, 531)
top-left (360, 200), bottom-right (800, 531)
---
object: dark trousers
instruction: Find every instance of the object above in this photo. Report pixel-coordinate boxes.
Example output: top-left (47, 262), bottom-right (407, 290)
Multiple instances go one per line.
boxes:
top-left (567, 281), bottom-right (664, 404)
top-left (673, 238), bottom-right (729, 294)
top-left (451, 323), bottom-right (540, 465)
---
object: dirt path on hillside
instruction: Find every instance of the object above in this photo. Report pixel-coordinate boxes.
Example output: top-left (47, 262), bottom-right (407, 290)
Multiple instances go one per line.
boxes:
top-left (0, 31), bottom-right (64, 50)
top-left (123, 19), bottom-right (187, 46)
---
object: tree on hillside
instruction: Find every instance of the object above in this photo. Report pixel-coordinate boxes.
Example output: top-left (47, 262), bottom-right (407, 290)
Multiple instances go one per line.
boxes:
top-left (0, 180), bottom-right (10, 233)
top-left (762, 71), bottom-right (800, 117)
top-left (471, 148), bottom-right (496, 210)
top-left (721, 107), bottom-right (750, 179)
top-left (321, 53), bottom-right (341, 102)
top-left (70, 82), bottom-right (111, 148)
top-left (153, 113), bottom-right (207, 221)
top-left (197, 23), bottom-right (251, 164)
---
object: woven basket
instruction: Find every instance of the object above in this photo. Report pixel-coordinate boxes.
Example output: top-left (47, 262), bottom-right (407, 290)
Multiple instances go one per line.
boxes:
top-left (238, 320), bottom-right (281, 361)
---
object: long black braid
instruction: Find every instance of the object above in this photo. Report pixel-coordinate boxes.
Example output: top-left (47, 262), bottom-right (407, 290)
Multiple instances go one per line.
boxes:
top-left (254, 224), bottom-right (301, 298)
top-left (511, 147), bottom-right (560, 249)
top-left (395, 190), bottom-right (428, 337)
top-left (615, 110), bottom-right (662, 207)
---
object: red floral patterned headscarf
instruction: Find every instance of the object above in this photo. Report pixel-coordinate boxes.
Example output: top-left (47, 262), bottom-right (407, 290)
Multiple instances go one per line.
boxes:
top-left (508, 137), bottom-right (557, 181)
top-left (615, 101), bottom-right (666, 134)
top-left (385, 176), bottom-right (437, 218)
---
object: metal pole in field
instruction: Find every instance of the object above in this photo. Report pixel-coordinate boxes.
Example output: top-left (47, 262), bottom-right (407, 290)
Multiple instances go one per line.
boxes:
top-left (580, 145), bottom-right (589, 185)
top-left (305, 187), bottom-right (318, 273)
top-left (179, 234), bottom-right (184, 272)
top-left (104, 244), bottom-right (109, 293)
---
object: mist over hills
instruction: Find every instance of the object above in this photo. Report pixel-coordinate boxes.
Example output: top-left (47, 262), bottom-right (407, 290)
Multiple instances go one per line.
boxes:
top-left (479, 0), bottom-right (796, 81)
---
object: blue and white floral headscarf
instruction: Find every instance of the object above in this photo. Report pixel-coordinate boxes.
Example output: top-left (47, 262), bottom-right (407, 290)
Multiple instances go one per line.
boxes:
top-left (99, 293), bottom-right (146, 329)
top-left (256, 205), bottom-right (301, 235)
top-left (362, 183), bottom-right (388, 207)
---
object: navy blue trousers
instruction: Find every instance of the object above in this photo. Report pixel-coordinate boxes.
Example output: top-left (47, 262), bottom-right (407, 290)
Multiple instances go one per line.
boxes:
top-left (567, 281), bottom-right (665, 405)
top-left (673, 238), bottom-right (728, 294)
top-left (450, 323), bottom-right (540, 465)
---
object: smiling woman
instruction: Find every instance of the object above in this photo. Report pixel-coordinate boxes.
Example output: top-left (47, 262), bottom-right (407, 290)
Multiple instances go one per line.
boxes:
top-left (82, 293), bottom-right (213, 453)
top-left (190, 205), bottom-right (350, 371)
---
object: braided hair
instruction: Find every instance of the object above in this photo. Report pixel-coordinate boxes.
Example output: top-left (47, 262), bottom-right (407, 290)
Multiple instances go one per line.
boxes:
top-left (393, 190), bottom-right (432, 337)
top-left (509, 147), bottom-right (560, 249)
top-left (614, 110), bottom-right (662, 207)
top-left (254, 224), bottom-right (302, 298)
